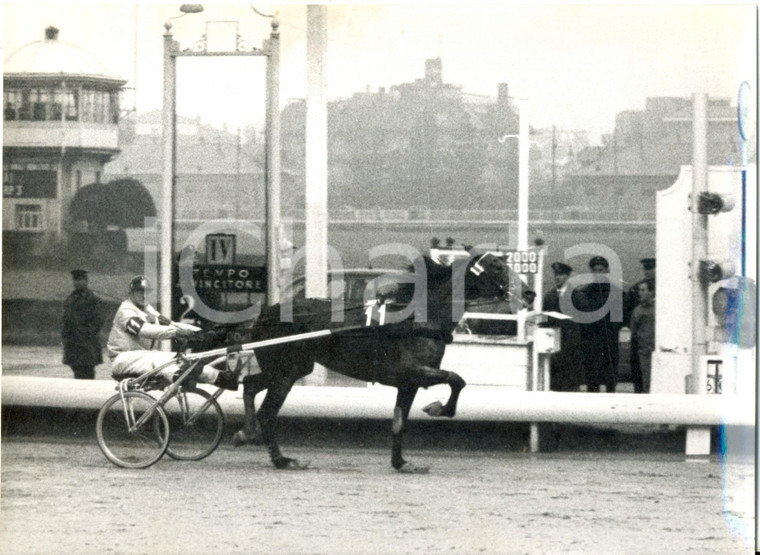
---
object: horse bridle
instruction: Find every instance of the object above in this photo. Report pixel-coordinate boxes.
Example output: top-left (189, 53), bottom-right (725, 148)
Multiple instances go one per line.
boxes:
top-left (469, 253), bottom-right (513, 300)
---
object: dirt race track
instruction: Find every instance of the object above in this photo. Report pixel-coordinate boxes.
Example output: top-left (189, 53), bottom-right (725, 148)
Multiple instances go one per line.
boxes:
top-left (0, 432), bottom-right (754, 555)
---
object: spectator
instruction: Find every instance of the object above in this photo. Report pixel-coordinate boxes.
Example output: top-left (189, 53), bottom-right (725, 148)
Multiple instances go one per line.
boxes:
top-left (542, 262), bottom-right (584, 391)
top-left (625, 258), bottom-right (655, 393)
top-left (62, 269), bottom-right (104, 379)
top-left (629, 278), bottom-right (656, 393)
top-left (4, 103), bottom-right (16, 121)
top-left (106, 275), bottom-right (239, 390)
top-left (576, 256), bottom-right (623, 393)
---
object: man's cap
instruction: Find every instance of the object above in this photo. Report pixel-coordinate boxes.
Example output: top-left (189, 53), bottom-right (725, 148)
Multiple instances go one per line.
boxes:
top-left (70, 269), bottom-right (88, 279)
top-left (129, 275), bottom-right (152, 291)
top-left (589, 256), bottom-right (609, 269)
top-left (550, 262), bottom-right (573, 275)
top-left (640, 258), bottom-right (656, 270)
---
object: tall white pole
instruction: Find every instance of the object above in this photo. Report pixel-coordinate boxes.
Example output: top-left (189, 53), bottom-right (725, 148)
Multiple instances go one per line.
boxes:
top-left (160, 24), bottom-right (177, 338)
top-left (517, 98), bottom-right (530, 251)
top-left (517, 98), bottom-right (530, 342)
top-left (265, 19), bottom-right (281, 305)
top-left (685, 92), bottom-right (711, 457)
top-left (690, 93), bottom-right (708, 395)
top-left (305, 5), bottom-right (328, 298)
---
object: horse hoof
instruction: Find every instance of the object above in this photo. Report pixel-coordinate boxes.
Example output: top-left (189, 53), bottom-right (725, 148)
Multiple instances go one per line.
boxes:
top-left (422, 401), bottom-right (444, 417)
top-left (232, 430), bottom-right (246, 447)
top-left (232, 429), bottom-right (263, 447)
top-left (396, 462), bottom-right (430, 474)
top-left (275, 457), bottom-right (310, 470)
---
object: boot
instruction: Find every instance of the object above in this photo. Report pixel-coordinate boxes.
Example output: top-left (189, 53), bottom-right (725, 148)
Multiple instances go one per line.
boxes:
top-left (214, 370), bottom-right (240, 391)
top-left (172, 361), bottom-right (203, 386)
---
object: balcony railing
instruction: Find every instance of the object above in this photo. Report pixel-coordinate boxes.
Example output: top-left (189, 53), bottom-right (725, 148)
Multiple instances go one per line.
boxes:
top-left (175, 207), bottom-right (655, 223)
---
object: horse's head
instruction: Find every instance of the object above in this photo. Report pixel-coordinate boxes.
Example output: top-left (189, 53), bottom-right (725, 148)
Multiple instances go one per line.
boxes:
top-left (465, 252), bottom-right (535, 311)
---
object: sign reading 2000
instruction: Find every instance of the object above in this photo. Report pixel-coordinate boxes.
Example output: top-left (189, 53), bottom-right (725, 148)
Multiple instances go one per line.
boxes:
top-left (504, 250), bottom-right (538, 274)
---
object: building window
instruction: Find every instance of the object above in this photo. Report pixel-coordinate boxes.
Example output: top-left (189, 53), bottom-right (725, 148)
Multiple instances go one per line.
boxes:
top-left (51, 89), bottom-right (64, 121)
top-left (4, 87), bottom-right (81, 122)
top-left (3, 90), bottom-right (21, 121)
top-left (19, 89), bottom-right (32, 120)
top-left (65, 89), bottom-right (78, 121)
top-left (4, 167), bottom-right (57, 199)
top-left (109, 91), bottom-right (120, 123)
top-left (15, 204), bottom-right (43, 231)
top-left (32, 89), bottom-right (49, 121)
top-left (81, 89), bottom-right (95, 122)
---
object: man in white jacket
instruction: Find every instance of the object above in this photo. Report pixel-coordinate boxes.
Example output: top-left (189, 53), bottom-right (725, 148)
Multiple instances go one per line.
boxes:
top-left (107, 275), bottom-right (238, 390)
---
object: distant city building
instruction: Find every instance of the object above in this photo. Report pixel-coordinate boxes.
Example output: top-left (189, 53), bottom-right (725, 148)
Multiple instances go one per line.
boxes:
top-left (3, 26), bottom-right (126, 255)
top-left (564, 96), bottom-right (747, 215)
top-left (282, 58), bottom-right (523, 211)
top-left (99, 55), bottom-right (748, 224)
top-left (104, 112), bottom-right (264, 220)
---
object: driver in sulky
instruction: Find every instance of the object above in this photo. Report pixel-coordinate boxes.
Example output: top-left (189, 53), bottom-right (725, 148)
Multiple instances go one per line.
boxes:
top-left (106, 275), bottom-right (239, 390)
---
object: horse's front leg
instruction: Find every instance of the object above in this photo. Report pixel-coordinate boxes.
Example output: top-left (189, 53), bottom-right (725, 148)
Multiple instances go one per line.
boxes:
top-left (409, 366), bottom-right (466, 418)
top-left (232, 374), bottom-right (267, 447)
top-left (392, 385), bottom-right (428, 473)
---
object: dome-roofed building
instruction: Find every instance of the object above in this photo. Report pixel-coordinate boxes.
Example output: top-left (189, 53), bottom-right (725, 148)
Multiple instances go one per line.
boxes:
top-left (3, 26), bottom-right (126, 255)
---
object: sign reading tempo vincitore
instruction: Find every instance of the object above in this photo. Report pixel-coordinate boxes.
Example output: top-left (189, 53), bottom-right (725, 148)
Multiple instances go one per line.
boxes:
top-left (193, 265), bottom-right (267, 293)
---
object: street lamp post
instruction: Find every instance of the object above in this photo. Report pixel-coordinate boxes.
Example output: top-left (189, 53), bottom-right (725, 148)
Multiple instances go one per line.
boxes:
top-left (498, 97), bottom-right (532, 341)
top-left (517, 98), bottom-right (530, 253)
top-left (160, 6), bottom-right (281, 329)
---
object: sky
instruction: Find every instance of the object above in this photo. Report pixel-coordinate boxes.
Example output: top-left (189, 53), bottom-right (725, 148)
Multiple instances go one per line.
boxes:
top-left (2, 2), bottom-right (757, 142)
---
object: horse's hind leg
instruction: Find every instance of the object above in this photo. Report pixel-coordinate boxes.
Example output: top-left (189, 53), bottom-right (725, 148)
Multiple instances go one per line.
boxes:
top-left (232, 373), bottom-right (268, 447)
top-left (257, 376), bottom-right (308, 469)
top-left (409, 366), bottom-right (466, 418)
top-left (391, 386), bottom-right (427, 473)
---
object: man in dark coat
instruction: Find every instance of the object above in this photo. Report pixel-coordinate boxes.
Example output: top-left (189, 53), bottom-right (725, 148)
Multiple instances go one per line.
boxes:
top-left (624, 258), bottom-right (655, 393)
top-left (576, 256), bottom-right (624, 393)
top-left (62, 269), bottom-right (104, 379)
top-left (542, 262), bottom-right (584, 391)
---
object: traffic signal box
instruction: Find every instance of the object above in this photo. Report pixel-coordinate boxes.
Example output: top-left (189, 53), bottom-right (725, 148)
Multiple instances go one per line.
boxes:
top-left (652, 165), bottom-right (756, 395)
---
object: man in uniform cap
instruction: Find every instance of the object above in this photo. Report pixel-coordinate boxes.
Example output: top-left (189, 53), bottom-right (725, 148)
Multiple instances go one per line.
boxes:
top-left (625, 258), bottom-right (656, 393)
top-left (551, 262), bottom-right (572, 276)
top-left (62, 269), bottom-right (104, 379)
top-left (641, 257), bottom-right (656, 274)
top-left (575, 255), bottom-right (622, 392)
top-left (589, 256), bottom-right (609, 272)
top-left (542, 262), bottom-right (583, 391)
top-left (106, 275), bottom-right (240, 390)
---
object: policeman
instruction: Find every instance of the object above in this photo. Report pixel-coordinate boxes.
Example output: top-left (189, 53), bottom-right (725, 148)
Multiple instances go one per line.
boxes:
top-left (62, 269), bottom-right (103, 379)
top-left (577, 256), bottom-right (622, 392)
top-left (625, 258), bottom-right (656, 393)
top-left (543, 262), bottom-right (583, 391)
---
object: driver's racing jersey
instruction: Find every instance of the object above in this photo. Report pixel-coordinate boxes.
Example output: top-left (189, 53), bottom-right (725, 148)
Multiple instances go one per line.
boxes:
top-left (106, 300), bottom-right (179, 358)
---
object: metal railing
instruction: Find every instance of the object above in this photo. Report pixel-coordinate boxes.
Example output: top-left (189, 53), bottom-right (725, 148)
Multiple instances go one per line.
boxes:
top-left (175, 207), bottom-right (655, 223)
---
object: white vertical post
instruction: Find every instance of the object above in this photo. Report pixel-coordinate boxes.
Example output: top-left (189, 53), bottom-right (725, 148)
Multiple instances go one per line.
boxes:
top-left (517, 98), bottom-right (530, 251)
top-left (517, 98), bottom-right (530, 342)
top-left (691, 93), bottom-right (708, 394)
top-left (305, 5), bottom-right (328, 298)
top-left (160, 25), bottom-right (177, 343)
top-left (687, 92), bottom-right (710, 456)
top-left (265, 19), bottom-right (281, 305)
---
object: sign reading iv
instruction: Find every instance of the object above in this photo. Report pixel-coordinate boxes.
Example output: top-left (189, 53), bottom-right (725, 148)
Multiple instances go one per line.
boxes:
top-left (206, 233), bottom-right (236, 265)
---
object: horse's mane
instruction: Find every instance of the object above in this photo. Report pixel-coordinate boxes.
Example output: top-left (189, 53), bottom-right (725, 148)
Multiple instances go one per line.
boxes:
top-left (405, 254), bottom-right (464, 280)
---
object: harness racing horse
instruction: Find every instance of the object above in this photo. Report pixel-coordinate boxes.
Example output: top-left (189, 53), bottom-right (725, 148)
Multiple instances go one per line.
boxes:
top-left (234, 250), bottom-right (531, 472)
